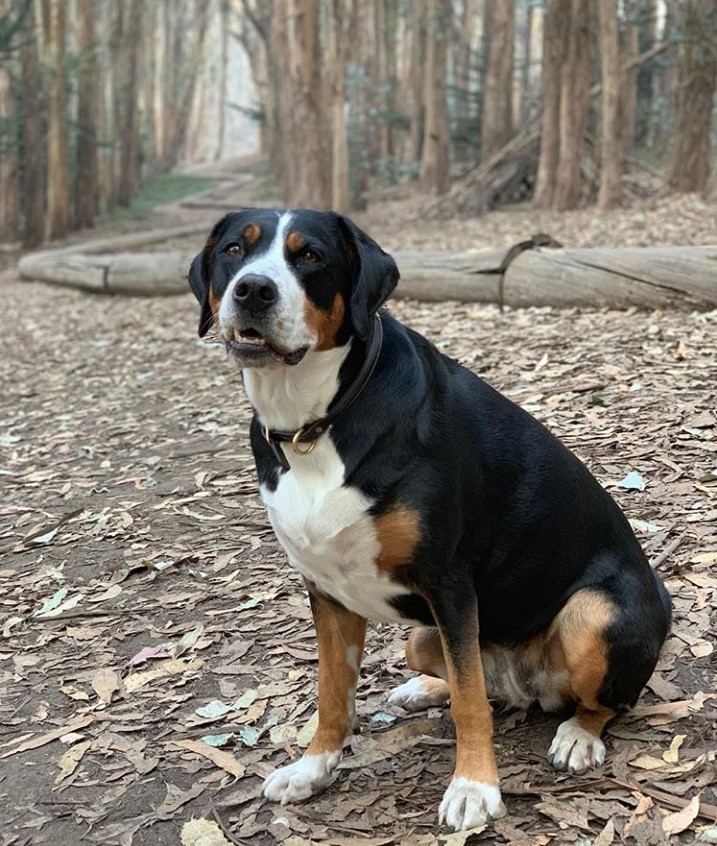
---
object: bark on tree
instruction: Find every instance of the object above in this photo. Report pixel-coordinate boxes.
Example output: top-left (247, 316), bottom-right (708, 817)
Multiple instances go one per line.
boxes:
top-left (0, 0), bottom-right (19, 241)
top-left (519, 2), bottom-right (534, 123)
top-left (19, 0), bottom-right (45, 247)
top-left (635, 0), bottom-right (658, 147)
top-left (481, 0), bottom-right (515, 162)
top-left (597, 0), bottom-right (623, 209)
top-left (667, 0), bottom-right (717, 193)
top-left (421, 0), bottom-right (451, 194)
top-left (553, 0), bottom-right (591, 211)
top-left (45, 0), bottom-right (70, 240)
top-left (533, 0), bottom-right (570, 209)
top-left (329, 0), bottom-right (349, 211)
top-left (620, 1), bottom-right (639, 155)
top-left (215, 0), bottom-right (230, 161)
top-left (116, 0), bottom-right (142, 206)
top-left (74, 0), bottom-right (99, 229)
top-left (405, 0), bottom-right (427, 169)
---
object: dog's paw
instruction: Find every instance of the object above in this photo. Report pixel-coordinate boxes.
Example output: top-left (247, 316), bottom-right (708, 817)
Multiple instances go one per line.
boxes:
top-left (387, 676), bottom-right (450, 712)
top-left (548, 716), bottom-right (606, 774)
top-left (262, 751), bottom-right (341, 804)
top-left (438, 778), bottom-right (506, 831)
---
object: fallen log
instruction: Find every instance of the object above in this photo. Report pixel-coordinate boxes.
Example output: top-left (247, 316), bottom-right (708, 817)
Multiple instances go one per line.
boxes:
top-left (394, 245), bottom-right (717, 308)
top-left (17, 236), bottom-right (717, 309)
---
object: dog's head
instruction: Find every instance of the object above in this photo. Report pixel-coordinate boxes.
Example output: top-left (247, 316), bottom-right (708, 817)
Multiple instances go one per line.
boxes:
top-left (188, 209), bottom-right (399, 368)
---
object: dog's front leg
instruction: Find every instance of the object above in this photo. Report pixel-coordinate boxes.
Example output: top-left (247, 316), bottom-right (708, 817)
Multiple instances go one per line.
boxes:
top-left (430, 594), bottom-right (506, 831)
top-left (262, 589), bottom-right (366, 805)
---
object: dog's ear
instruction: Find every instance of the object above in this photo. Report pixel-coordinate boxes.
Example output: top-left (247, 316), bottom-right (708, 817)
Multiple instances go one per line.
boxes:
top-left (337, 215), bottom-right (400, 340)
top-left (188, 216), bottom-right (230, 337)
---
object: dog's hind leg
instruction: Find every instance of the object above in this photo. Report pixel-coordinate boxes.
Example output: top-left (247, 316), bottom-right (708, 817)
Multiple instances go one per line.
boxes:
top-left (388, 627), bottom-right (451, 711)
top-left (263, 590), bottom-right (366, 804)
top-left (547, 589), bottom-right (617, 773)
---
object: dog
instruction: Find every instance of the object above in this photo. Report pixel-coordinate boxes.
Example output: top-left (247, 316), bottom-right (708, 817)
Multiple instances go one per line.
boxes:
top-left (188, 209), bottom-right (671, 831)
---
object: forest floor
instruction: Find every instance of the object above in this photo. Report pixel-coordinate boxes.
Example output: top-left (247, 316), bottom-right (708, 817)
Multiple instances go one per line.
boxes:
top-left (1, 162), bottom-right (716, 846)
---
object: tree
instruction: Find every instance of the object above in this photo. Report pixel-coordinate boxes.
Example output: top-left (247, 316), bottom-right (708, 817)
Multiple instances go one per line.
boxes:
top-left (667, 0), bottom-right (717, 193)
top-left (421, 0), bottom-right (451, 194)
top-left (481, 0), bottom-right (515, 162)
top-left (74, 0), bottom-right (99, 229)
top-left (19, 0), bottom-right (45, 247)
top-left (0, 0), bottom-right (20, 241)
top-left (44, 0), bottom-right (70, 240)
top-left (597, 0), bottom-right (623, 209)
top-left (533, 0), bottom-right (570, 208)
top-left (553, 0), bottom-right (591, 211)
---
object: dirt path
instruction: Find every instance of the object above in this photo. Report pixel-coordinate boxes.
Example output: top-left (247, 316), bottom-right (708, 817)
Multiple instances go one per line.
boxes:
top-left (1, 167), bottom-right (716, 846)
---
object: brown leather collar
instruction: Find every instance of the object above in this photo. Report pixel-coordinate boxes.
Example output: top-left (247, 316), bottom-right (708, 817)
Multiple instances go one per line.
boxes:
top-left (263, 315), bottom-right (383, 471)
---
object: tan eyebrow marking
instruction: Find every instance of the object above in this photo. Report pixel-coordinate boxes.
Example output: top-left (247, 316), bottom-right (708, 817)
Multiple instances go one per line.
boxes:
top-left (286, 231), bottom-right (307, 253)
top-left (243, 223), bottom-right (261, 245)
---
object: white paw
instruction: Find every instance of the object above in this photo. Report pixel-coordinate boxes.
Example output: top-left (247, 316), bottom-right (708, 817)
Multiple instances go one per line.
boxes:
top-left (262, 751), bottom-right (341, 804)
top-left (548, 716), bottom-right (606, 774)
top-left (387, 676), bottom-right (450, 712)
top-left (438, 778), bottom-right (506, 831)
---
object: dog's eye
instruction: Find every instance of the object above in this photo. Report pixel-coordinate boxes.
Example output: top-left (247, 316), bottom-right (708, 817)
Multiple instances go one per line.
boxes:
top-left (225, 243), bottom-right (242, 257)
top-left (300, 248), bottom-right (319, 264)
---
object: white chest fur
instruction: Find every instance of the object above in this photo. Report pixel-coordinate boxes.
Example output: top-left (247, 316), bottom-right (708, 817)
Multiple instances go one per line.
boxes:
top-left (259, 435), bottom-right (410, 623)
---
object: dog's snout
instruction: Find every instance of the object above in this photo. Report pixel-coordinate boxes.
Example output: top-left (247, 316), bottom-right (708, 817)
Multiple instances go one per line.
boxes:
top-left (233, 274), bottom-right (278, 313)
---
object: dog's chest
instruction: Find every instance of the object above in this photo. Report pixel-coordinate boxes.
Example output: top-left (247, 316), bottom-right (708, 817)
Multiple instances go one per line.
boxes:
top-left (259, 439), bottom-right (409, 623)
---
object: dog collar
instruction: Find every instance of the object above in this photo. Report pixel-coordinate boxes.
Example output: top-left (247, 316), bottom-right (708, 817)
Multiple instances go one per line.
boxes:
top-left (263, 315), bottom-right (383, 471)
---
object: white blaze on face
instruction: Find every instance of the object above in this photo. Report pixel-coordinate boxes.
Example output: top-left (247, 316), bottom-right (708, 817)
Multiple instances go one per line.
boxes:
top-left (217, 211), bottom-right (317, 352)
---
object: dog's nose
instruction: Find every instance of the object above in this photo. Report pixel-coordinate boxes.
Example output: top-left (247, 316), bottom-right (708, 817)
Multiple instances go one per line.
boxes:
top-left (233, 274), bottom-right (278, 313)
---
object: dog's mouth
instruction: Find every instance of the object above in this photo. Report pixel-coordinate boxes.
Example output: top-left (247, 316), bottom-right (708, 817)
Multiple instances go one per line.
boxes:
top-left (224, 328), bottom-right (308, 367)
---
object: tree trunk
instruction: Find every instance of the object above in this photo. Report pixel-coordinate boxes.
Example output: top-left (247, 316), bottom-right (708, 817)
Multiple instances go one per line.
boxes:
top-left (45, 0), bottom-right (70, 240)
top-left (421, 0), bottom-right (451, 194)
top-left (519, 3), bottom-right (534, 123)
top-left (533, 0), bottom-right (570, 209)
top-left (481, 0), bottom-right (515, 162)
top-left (377, 0), bottom-right (398, 179)
top-left (619, 1), bottom-right (639, 155)
top-left (597, 0), bottom-right (623, 209)
top-left (74, 0), bottom-right (99, 229)
top-left (19, 0), bottom-right (45, 247)
top-left (635, 0), bottom-right (658, 147)
top-left (116, 0), bottom-right (143, 205)
top-left (285, 0), bottom-right (329, 207)
top-left (0, 0), bottom-right (20, 241)
top-left (215, 0), bottom-right (230, 160)
top-left (553, 0), bottom-right (591, 211)
top-left (405, 0), bottom-right (426, 170)
top-left (667, 0), bottom-right (717, 193)
top-left (329, 0), bottom-right (349, 211)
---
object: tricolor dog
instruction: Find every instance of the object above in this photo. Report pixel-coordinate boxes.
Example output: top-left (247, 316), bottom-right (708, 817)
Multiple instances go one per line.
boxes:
top-left (188, 209), bottom-right (671, 831)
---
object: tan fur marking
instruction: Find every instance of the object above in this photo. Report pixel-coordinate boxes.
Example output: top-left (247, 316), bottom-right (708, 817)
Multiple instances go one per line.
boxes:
top-left (374, 506), bottom-right (421, 574)
top-left (306, 593), bottom-right (366, 755)
top-left (286, 230), bottom-right (306, 253)
top-left (552, 588), bottom-right (616, 712)
top-left (208, 284), bottom-right (221, 320)
top-left (304, 293), bottom-right (346, 351)
top-left (406, 627), bottom-right (446, 679)
top-left (243, 223), bottom-right (261, 245)
top-left (427, 605), bottom-right (500, 785)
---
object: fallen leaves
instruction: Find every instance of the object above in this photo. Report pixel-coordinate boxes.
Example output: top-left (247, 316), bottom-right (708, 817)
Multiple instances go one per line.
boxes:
top-left (171, 739), bottom-right (246, 779)
top-left (662, 793), bottom-right (701, 837)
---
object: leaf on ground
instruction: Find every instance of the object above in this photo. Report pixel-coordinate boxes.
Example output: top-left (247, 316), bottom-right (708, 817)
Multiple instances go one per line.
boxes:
top-left (128, 645), bottom-right (172, 667)
top-left (663, 734), bottom-right (686, 764)
top-left (91, 668), bottom-right (121, 704)
top-left (172, 739), bottom-right (245, 779)
top-left (616, 471), bottom-right (646, 491)
top-left (0, 716), bottom-right (95, 758)
top-left (33, 587), bottom-right (68, 617)
top-left (296, 710), bottom-right (318, 748)
top-left (440, 825), bottom-right (488, 844)
top-left (173, 624), bottom-right (205, 658)
top-left (662, 794), bottom-right (700, 837)
top-left (180, 818), bottom-right (233, 846)
top-left (592, 818), bottom-right (615, 846)
top-left (124, 658), bottom-right (203, 693)
top-left (54, 739), bottom-right (91, 785)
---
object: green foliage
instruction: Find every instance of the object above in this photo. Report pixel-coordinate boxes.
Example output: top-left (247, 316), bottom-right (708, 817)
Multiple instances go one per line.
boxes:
top-left (108, 173), bottom-right (215, 221)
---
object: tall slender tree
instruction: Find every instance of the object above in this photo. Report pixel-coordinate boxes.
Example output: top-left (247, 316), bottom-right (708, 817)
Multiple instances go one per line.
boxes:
top-left (597, 0), bottom-right (623, 209)
top-left (421, 0), bottom-right (451, 193)
top-left (481, 0), bottom-right (515, 161)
